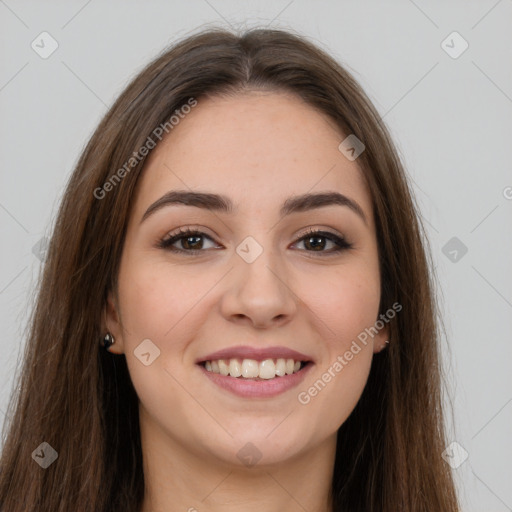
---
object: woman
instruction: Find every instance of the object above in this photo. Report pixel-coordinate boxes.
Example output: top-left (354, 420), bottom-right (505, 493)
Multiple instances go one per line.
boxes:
top-left (0, 28), bottom-right (460, 511)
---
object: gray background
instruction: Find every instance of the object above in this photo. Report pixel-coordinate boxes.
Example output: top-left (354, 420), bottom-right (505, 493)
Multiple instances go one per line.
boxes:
top-left (1, 1), bottom-right (511, 510)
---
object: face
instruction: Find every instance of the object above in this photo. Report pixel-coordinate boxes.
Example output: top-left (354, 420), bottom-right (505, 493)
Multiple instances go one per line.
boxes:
top-left (105, 91), bottom-right (388, 467)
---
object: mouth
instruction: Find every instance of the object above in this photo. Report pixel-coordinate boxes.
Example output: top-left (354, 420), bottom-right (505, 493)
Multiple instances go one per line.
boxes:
top-left (196, 357), bottom-right (314, 398)
top-left (198, 358), bottom-right (312, 380)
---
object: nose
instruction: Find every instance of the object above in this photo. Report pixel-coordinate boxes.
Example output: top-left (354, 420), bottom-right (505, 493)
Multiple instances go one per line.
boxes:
top-left (219, 245), bottom-right (297, 329)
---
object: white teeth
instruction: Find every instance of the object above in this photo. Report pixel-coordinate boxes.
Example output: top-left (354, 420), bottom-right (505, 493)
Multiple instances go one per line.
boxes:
top-left (229, 358), bottom-right (242, 377)
top-left (241, 359), bottom-right (259, 378)
top-left (218, 359), bottom-right (229, 376)
top-left (259, 359), bottom-right (276, 380)
top-left (275, 358), bottom-right (287, 376)
top-left (203, 357), bottom-right (306, 379)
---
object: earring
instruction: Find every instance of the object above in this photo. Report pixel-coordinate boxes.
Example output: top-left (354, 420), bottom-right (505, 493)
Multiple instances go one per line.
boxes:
top-left (102, 332), bottom-right (115, 351)
top-left (376, 341), bottom-right (389, 353)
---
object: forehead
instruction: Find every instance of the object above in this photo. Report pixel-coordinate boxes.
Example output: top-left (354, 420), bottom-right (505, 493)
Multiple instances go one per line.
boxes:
top-left (132, 91), bottom-right (373, 222)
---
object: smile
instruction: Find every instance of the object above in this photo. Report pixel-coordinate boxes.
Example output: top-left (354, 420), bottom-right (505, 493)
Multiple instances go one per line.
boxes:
top-left (197, 359), bottom-right (313, 398)
top-left (202, 357), bottom-right (305, 379)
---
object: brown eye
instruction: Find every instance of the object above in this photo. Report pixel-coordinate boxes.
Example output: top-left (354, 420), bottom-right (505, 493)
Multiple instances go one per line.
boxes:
top-left (179, 234), bottom-right (203, 250)
top-left (293, 230), bottom-right (352, 254)
top-left (158, 229), bottom-right (218, 253)
top-left (303, 234), bottom-right (329, 251)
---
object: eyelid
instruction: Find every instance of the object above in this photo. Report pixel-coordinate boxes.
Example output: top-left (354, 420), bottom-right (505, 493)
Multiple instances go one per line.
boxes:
top-left (296, 225), bottom-right (346, 241)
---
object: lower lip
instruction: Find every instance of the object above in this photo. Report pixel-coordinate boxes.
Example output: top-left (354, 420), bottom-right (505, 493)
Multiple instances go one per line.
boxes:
top-left (198, 363), bottom-right (313, 398)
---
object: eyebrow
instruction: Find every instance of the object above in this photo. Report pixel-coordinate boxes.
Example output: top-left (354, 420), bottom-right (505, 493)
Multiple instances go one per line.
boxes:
top-left (140, 190), bottom-right (367, 225)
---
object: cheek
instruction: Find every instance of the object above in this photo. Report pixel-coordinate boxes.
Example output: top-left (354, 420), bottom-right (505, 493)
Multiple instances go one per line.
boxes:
top-left (296, 261), bottom-right (381, 347)
top-left (297, 344), bottom-right (373, 436)
top-left (292, 264), bottom-right (379, 429)
top-left (118, 259), bottom-right (209, 342)
top-left (116, 260), bottom-right (209, 425)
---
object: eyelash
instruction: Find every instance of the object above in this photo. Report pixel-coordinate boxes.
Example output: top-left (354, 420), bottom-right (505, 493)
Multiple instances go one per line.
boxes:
top-left (157, 227), bottom-right (353, 256)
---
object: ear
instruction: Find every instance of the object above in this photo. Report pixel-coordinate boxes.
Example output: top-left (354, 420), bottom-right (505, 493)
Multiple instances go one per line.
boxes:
top-left (372, 321), bottom-right (390, 354)
top-left (102, 290), bottom-right (125, 354)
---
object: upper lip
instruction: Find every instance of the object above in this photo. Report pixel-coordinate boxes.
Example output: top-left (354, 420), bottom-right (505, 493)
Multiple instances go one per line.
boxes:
top-left (196, 345), bottom-right (314, 364)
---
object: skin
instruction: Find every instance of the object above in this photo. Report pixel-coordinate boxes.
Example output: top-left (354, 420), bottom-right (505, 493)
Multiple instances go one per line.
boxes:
top-left (104, 90), bottom-right (389, 512)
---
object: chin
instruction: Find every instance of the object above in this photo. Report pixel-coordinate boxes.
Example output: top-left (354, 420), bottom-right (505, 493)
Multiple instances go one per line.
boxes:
top-left (194, 424), bottom-right (307, 468)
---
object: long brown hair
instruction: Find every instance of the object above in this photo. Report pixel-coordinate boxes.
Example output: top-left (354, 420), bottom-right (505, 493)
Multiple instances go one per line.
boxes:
top-left (0, 27), bottom-right (460, 511)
